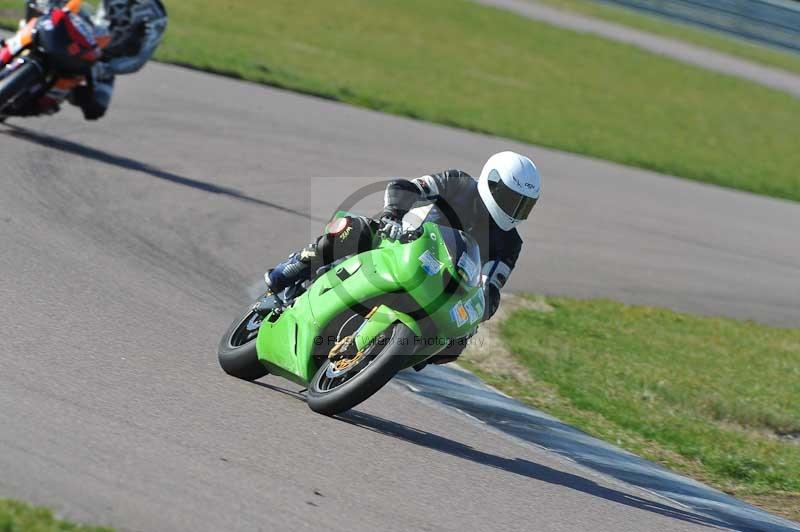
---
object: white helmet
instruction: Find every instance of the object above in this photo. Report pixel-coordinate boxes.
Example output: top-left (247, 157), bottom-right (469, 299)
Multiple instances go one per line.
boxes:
top-left (478, 151), bottom-right (541, 231)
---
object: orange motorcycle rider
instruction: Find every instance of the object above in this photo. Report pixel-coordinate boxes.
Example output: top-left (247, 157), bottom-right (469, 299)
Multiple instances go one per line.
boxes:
top-left (2, 0), bottom-right (166, 120)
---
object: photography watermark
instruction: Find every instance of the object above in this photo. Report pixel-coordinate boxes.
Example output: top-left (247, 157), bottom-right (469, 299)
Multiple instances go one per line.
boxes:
top-left (313, 333), bottom-right (485, 349)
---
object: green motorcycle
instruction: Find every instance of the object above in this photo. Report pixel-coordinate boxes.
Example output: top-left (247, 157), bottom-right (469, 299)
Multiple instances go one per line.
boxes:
top-left (218, 210), bottom-right (485, 415)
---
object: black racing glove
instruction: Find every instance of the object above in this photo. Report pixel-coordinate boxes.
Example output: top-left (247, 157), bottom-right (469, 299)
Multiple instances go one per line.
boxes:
top-left (379, 215), bottom-right (403, 241)
top-left (483, 283), bottom-right (501, 322)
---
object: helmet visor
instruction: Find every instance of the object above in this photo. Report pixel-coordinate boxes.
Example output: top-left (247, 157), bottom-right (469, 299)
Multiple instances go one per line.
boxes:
top-left (488, 171), bottom-right (538, 220)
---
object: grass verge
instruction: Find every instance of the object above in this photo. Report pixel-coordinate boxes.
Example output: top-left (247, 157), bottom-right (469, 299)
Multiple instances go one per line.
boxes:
top-left (460, 295), bottom-right (800, 521)
top-left (0, 3), bottom-right (17, 28)
top-left (0, 499), bottom-right (112, 532)
top-left (530, 0), bottom-right (800, 76)
top-left (2, 0), bottom-right (800, 202)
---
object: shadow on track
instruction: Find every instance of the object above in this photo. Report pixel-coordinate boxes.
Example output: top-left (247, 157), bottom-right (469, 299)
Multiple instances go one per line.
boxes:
top-left (338, 410), bottom-right (733, 531)
top-left (252, 379), bottom-right (307, 399)
top-left (1, 124), bottom-right (326, 222)
top-left (245, 378), bottom-right (726, 530)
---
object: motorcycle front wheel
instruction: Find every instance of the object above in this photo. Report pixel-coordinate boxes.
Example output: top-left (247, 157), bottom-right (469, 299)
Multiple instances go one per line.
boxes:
top-left (0, 61), bottom-right (42, 114)
top-left (307, 323), bottom-right (415, 416)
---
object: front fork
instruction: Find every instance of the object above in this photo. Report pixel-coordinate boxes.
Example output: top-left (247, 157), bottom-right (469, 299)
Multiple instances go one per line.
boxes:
top-left (0, 57), bottom-right (47, 115)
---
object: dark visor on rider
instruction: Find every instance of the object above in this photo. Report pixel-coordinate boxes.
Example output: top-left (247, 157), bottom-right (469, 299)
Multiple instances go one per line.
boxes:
top-left (488, 170), bottom-right (537, 219)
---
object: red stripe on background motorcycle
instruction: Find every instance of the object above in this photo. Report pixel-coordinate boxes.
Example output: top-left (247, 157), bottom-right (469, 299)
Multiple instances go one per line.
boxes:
top-left (0, 47), bottom-right (11, 65)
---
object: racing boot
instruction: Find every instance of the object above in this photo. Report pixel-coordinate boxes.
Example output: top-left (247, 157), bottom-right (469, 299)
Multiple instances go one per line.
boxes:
top-left (265, 244), bottom-right (317, 294)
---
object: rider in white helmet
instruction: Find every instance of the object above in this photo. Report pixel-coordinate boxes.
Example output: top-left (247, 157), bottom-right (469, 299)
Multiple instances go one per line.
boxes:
top-left (477, 151), bottom-right (541, 231)
top-left (267, 151), bottom-right (541, 364)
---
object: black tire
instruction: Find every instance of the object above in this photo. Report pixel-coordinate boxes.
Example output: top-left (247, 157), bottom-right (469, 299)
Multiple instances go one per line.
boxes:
top-left (217, 307), bottom-right (269, 381)
top-left (307, 323), bottom-right (415, 416)
top-left (0, 61), bottom-right (42, 114)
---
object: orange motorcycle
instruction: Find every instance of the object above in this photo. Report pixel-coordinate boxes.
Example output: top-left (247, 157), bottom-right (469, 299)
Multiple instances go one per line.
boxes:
top-left (0, 0), bottom-right (109, 118)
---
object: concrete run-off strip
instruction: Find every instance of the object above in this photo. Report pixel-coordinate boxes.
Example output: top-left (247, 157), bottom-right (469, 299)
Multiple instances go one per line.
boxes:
top-left (396, 366), bottom-right (800, 532)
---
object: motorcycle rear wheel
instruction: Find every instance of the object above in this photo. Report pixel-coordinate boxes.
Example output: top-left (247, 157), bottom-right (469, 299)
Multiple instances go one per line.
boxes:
top-left (307, 323), bottom-right (414, 416)
top-left (217, 306), bottom-right (269, 381)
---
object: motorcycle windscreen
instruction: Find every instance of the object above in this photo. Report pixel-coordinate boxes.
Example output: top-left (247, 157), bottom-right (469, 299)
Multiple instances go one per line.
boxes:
top-left (439, 226), bottom-right (481, 287)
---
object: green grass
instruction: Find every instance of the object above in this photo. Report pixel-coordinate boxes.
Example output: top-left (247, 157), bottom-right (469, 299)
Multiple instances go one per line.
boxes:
top-left (531, 0), bottom-right (800, 76)
top-left (2, 0), bottom-right (800, 202)
top-left (464, 295), bottom-right (800, 520)
top-left (0, 1), bottom-right (18, 28)
top-left (0, 499), bottom-right (112, 532)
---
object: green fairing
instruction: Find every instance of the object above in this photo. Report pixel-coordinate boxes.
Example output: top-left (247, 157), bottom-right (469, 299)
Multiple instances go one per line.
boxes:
top-left (256, 216), bottom-right (483, 384)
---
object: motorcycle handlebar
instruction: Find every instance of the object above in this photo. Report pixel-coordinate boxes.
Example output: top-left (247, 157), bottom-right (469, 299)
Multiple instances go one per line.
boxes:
top-left (372, 217), bottom-right (422, 243)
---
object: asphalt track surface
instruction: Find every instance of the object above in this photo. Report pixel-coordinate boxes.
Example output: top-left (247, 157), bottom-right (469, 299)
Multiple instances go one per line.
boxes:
top-left (476, 0), bottom-right (800, 98)
top-left (1, 63), bottom-right (799, 532)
